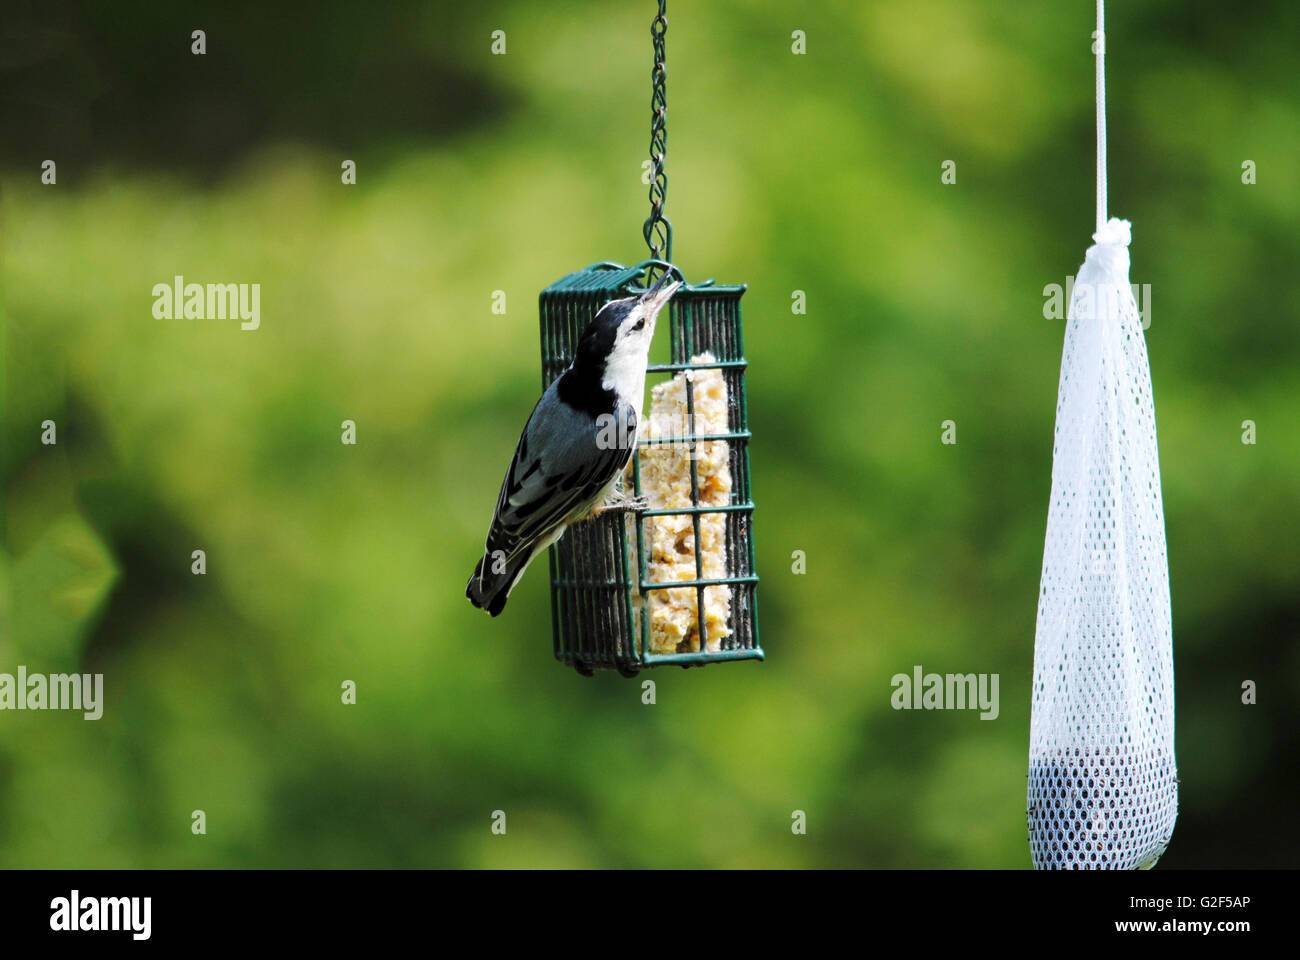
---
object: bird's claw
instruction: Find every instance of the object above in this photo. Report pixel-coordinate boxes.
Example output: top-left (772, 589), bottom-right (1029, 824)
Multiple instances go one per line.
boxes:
top-left (593, 496), bottom-right (649, 515)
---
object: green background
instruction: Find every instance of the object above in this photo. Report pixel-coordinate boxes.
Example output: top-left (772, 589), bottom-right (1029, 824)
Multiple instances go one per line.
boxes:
top-left (1, 0), bottom-right (1296, 868)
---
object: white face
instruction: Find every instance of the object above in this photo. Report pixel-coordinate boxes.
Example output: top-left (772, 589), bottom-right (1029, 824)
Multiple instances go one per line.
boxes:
top-left (601, 280), bottom-right (681, 402)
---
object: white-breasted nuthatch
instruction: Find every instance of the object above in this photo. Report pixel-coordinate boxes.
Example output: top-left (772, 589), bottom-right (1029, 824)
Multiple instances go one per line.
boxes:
top-left (467, 271), bottom-right (682, 616)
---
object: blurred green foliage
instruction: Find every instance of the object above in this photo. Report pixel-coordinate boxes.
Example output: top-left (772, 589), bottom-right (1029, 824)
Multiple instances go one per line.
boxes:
top-left (1, 0), bottom-right (1297, 868)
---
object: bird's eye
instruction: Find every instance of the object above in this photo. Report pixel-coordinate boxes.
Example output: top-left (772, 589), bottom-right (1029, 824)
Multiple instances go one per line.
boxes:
top-left (631, 318), bottom-right (645, 332)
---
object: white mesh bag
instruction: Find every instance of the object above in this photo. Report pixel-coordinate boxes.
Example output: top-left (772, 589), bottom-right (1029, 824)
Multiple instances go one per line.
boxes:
top-left (1027, 0), bottom-right (1177, 872)
top-left (1027, 217), bottom-right (1177, 869)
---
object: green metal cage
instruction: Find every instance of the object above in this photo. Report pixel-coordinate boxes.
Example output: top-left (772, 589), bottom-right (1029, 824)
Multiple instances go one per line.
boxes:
top-left (540, 260), bottom-right (762, 676)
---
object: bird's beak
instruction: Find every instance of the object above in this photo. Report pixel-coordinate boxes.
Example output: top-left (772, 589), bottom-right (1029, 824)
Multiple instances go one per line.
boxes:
top-left (640, 270), bottom-right (682, 313)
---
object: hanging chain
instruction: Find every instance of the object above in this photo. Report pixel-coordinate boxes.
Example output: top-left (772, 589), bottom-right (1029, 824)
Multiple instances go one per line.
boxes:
top-left (643, 0), bottom-right (672, 266)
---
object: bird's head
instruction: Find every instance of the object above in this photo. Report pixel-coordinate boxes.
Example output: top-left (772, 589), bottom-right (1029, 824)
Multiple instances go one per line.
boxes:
top-left (574, 271), bottom-right (681, 390)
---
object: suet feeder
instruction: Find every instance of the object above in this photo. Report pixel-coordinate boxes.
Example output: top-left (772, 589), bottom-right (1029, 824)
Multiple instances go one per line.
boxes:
top-left (540, 262), bottom-right (762, 676)
top-left (538, 2), bottom-right (762, 677)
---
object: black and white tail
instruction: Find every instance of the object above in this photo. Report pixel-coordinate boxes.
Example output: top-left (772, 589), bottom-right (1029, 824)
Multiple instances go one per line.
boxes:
top-left (465, 550), bottom-right (531, 617)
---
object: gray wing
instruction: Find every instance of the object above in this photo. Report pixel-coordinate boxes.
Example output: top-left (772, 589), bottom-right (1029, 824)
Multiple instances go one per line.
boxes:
top-left (483, 385), bottom-right (636, 563)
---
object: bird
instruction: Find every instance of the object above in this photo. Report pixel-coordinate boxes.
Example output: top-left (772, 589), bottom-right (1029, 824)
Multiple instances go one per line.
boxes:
top-left (467, 270), bottom-right (682, 616)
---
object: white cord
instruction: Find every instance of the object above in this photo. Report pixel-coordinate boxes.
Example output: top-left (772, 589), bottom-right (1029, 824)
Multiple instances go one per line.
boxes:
top-left (1096, 0), bottom-right (1107, 234)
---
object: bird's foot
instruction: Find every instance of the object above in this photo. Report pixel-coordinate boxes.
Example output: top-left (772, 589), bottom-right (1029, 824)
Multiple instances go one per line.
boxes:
top-left (593, 496), bottom-right (649, 515)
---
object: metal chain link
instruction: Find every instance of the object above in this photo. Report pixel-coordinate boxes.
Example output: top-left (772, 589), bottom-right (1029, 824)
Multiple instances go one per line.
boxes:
top-left (643, 0), bottom-right (672, 266)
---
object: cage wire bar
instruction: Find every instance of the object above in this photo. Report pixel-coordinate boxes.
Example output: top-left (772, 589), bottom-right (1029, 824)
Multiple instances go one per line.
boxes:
top-left (540, 260), bottom-right (762, 676)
